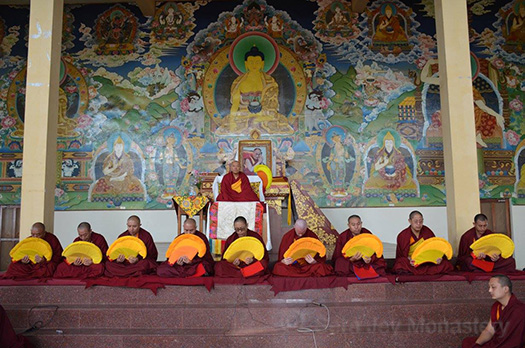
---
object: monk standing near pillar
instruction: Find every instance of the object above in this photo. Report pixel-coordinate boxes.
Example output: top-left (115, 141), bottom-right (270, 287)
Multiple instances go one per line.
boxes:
top-left (393, 210), bottom-right (453, 275)
top-left (272, 219), bottom-right (333, 277)
top-left (54, 222), bottom-right (109, 279)
top-left (4, 222), bottom-right (63, 279)
top-left (105, 215), bottom-right (158, 277)
top-left (457, 214), bottom-right (516, 273)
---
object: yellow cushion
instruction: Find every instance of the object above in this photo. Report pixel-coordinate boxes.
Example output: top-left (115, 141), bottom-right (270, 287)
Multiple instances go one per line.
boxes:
top-left (10, 237), bottom-right (52, 263)
top-left (62, 241), bottom-right (103, 264)
top-left (223, 236), bottom-right (265, 263)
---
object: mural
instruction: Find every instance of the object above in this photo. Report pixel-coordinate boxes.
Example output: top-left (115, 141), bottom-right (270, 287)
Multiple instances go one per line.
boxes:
top-left (0, 0), bottom-right (523, 210)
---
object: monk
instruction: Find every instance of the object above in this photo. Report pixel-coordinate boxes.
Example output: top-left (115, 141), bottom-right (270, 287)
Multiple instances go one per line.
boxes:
top-left (214, 216), bottom-right (268, 278)
top-left (157, 218), bottom-right (214, 277)
top-left (216, 161), bottom-right (259, 202)
top-left (392, 210), bottom-right (454, 275)
top-left (0, 304), bottom-right (32, 347)
top-left (54, 222), bottom-right (109, 279)
top-left (104, 215), bottom-right (158, 277)
top-left (4, 222), bottom-right (63, 279)
top-left (333, 215), bottom-right (387, 277)
top-left (462, 275), bottom-right (525, 348)
top-left (457, 214), bottom-right (516, 273)
top-left (273, 219), bottom-right (333, 277)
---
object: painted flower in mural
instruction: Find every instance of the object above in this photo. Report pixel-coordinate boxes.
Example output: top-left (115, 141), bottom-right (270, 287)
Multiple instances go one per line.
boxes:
top-left (1, 116), bottom-right (16, 129)
top-left (509, 97), bottom-right (523, 112)
top-left (491, 58), bottom-right (505, 70)
top-left (505, 130), bottom-right (520, 146)
top-left (180, 97), bottom-right (190, 113)
top-left (55, 187), bottom-right (65, 198)
top-left (77, 114), bottom-right (93, 129)
top-left (415, 56), bottom-right (428, 70)
top-left (506, 76), bottom-right (518, 89)
top-left (65, 85), bottom-right (78, 94)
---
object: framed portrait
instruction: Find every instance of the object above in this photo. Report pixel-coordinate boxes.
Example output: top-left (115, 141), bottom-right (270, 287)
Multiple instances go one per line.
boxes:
top-left (238, 140), bottom-right (272, 176)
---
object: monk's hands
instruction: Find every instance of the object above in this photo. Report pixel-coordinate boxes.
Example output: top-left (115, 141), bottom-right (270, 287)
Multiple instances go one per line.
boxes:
top-left (349, 251), bottom-right (363, 262)
top-left (116, 254), bottom-right (126, 263)
top-left (490, 254), bottom-right (500, 262)
top-left (176, 256), bottom-right (190, 265)
top-left (73, 257), bottom-right (83, 266)
top-left (82, 258), bottom-right (93, 266)
top-left (362, 256), bottom-right (372, 264)
top-left (409, 258), bottom-right (415, 267)
top-left (21, 255), bottom-right (30, 264)
top-left (34, 254), bottom-right (45, 263)
top-left (244, 256), bottom-right (254, 265)
top-left (476, 252), bottom-right (486, 259)
top-left (128, 256), bottom-right (138, 264)
top-left (305, 254), bottom-right (317, 264)
top-left (436, 257), bottom-right (442, 265)
top-left (233, 258), bottom-right (241, 266)
top-left (281, 257), bottom-right (294, 265)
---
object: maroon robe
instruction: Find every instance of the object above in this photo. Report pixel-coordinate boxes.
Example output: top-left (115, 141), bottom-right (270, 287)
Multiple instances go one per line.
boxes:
top-left (392, 225), bottom-right (453, 275)
top-left (216, 171), bottom-right (260, 202)
top-left (157, 231), bottom-right (215, 278)
top-left (54, 232), bottom-right (109, 279)
top-left (104, 228), bottom-right (158, 277)
top-left (462, 294), bottom-right (525, 348)
top-left (0, 304), bottom-right (32, 348)
top-left (4, 232), bottom-right (63, 279)
top-left (457, 228), bottom-right (516, 273)
top-left (214, 229), bottom-right (268, 278)
top-left (332, 228), bottom-right (387, 277)
top-left (273, 228), bottom-right (333, 277)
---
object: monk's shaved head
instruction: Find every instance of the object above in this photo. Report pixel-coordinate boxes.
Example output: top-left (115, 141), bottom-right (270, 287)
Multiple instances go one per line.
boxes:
top-left (78, 222), bottom-right (91, 231)
top-left (294, 219), bottom-right (307, 230)
top-left (491, 274), bottom-right (512, 293)
top-left (127, 215), bottom-right (141, 224)
top-left (31, 222), bottom-right (46, 238)
top-left (409, 210), bottom-right (423, 220)
top-left (32, 222), bottom-right (45, 231)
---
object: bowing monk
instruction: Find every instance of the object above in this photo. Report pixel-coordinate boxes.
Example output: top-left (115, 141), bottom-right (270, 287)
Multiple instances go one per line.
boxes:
top-left (4, 222), bottom-right (63, 279)
top-left (214, 216), bottom-right (268, 278)
top-left (104, 215), bottom-right (158, 277)
top-left (216, 161), bottom-right (259, 202)
top-left (272, 219), bottom-right (333, 277)
top-left (333, 215), bottom-right (386, 277)
top-left (54, 222), bottom-right (109, 279)
top-left (462, 275), bottom-right (525, 348)
top-left (457, 214), bottom-right (516, 273)
top-left (393, 210), bottom-right (453, 275)
top-left (157, 218), bottom-right (214, 277)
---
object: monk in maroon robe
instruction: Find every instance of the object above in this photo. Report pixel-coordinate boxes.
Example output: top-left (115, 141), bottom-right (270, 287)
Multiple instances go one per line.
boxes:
top-left (273, 219), bottom-right (333, 277)
top-left (463, 275), bottom-right (525, 348)
top-left (216, 161), bottom-right (259, 202)
top-left (157, 218), bottom-right (214, 277)
top-left (0, 304), bottom-right (32, 347)
top-left (333, 215), bottom-right (386, 277)
top-left (457, 214), bottom-right (516, 273)
top-left (54, 222), bottom-right (109, 279)
top-left (214, 216), bottom-right (268, 278)
top-left (393, 210), bottom-right (453, 275)
top-left (104, 215), bottom-right (158, 277)
top-left (4, 222), bottom-right (63, 279)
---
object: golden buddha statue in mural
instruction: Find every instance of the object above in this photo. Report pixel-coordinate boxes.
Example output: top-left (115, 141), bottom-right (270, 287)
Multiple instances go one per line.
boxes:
top-left (219, 46), bottom-right (293, 134)
top-left (57, 88), bottom-right (79, 138)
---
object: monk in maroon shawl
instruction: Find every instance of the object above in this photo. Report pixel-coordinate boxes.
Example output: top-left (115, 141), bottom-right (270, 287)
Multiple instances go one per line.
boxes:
top-left (457, 214), bottom-right (516, 273)
top-left (4, 222), bottom-right (63, 279)
top-left (54, 222), bottom-right (109, 279)
top-left (463, 275), bottom-right (525, 348)
top-left (157, 218), bottom-right (214, 277)
top-left (333, 215), bottom-right (386, 277)
top-left (216, 161), bottom-right (259, 202)
top-left (104, 215), bottom-right (158, 277)
top-left (214, 216), bottom-right (268, 278)
top-left (0, 304), bottom-right (32, 347)
top-left (393, 211), bottom-right (453, 275)
top-left (273, 219), bottom-right (333, 277)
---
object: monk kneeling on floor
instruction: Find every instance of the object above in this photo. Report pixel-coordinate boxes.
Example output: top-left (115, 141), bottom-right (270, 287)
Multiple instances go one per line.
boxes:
top-left (5, 222), bottom-right (63, 279)
top-left (54, 222), bottom-right (108, 279)
top-left (272, 219), bottom-right (333, 277)
top-left (214, 216), bottom-right (268, 278)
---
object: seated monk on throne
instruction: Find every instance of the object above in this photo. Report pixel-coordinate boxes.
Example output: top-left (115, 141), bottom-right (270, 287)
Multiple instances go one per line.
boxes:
top-left (221, 45), bottom-right (292, 134)
top-left (216, 160), bottom-right (260, 202)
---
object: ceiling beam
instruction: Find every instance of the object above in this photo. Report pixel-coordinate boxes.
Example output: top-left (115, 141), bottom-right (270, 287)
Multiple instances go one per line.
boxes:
top-left (134, 0), bottom-right (156, 16)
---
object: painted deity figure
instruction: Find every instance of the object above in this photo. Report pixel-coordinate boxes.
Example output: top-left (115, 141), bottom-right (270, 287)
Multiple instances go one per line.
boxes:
top-left (328, 6), bottom-right (349, 29)
top-left (92, 136), bottom-right (145, 201)
top-left (364, 132), bottom-right (416, 191)
top-left (265, 16), bottom-right (283, 37)
top-left (159, 132), bottom-right (185, 195)
top-left (223, 46), bottom-right (292, 134)
top-left (57, 88), bottom-right (78, 138)
top-left (373, 3), bottom-right (408, 43)
top-left (225, 16), bottom-right (243, 39)
top-left (325, 133), bottom-right (352, 192)
top-left (508, 1), bottom-right (525, 42)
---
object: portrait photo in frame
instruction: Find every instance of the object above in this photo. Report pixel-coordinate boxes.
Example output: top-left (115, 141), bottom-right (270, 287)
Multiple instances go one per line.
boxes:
top-left (238, 140), bottom-right (272, 176)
